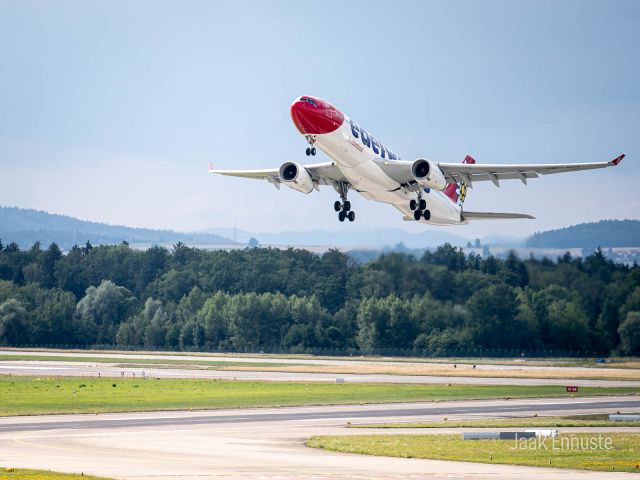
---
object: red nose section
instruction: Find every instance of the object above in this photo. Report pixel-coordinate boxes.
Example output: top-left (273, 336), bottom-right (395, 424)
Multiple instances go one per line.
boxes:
top-left (290, 96), bottom-right (344, 135)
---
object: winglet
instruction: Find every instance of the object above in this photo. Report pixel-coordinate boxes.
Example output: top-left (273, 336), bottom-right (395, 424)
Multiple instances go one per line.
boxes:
top-left (208, 161), bottom-right (215, 173)
top-left (609, 154), bottom-right (625, 166)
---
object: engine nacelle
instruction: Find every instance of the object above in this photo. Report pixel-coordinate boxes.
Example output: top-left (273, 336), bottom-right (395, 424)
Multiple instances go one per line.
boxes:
top-left (279, 162), bottom-right (314, 194)
top-left (411, 159), bottom-right (447, 191)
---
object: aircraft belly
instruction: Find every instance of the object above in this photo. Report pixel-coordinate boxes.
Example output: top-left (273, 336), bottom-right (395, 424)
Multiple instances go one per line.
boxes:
top-left (392, 190), bottom-right (462, 225)
top-left (315, 124), bottom-right (460, 225)
top-left (341, 161), bottom-right (399, 192)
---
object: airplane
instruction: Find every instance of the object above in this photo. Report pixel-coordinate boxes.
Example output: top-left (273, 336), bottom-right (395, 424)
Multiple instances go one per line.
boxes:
top-left (210, 95), bottom-right (625, 225)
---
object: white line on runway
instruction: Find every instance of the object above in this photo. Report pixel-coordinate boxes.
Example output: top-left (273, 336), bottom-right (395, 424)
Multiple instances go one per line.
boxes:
top-left (0, 365), bottom-right (72, 370)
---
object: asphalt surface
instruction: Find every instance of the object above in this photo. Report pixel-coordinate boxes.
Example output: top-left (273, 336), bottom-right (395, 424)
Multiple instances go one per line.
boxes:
top-left (3, 360), bottom-right (640, 387)
top-left (2, 396), bottom-right (640, 479)
top-left (2, 397), bottom-right (640, 434)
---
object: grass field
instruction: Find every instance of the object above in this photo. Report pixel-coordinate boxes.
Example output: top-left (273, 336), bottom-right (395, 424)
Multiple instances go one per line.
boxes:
top-left (0, 468), bottom-right (109, 479)
top-left (1, 375), bottom-right (637, 416)
top-left (353, 413), bottom-right (640, 429)
top-left (307, 433), bottom-right (640, 472)
top-left (0, 354), bottom-right (299, 369)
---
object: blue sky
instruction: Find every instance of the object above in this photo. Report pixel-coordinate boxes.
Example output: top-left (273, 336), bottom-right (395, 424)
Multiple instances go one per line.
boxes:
top-left (0, 0), bottom-right (638, 239)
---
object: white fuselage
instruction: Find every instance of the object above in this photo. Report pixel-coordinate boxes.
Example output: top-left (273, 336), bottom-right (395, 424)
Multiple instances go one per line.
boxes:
top-left (310, 117), bottom-right (463, 225)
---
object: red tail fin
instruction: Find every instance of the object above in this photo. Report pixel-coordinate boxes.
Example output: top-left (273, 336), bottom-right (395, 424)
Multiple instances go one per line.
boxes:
top-left (444, 155), bottom-right (475, 204)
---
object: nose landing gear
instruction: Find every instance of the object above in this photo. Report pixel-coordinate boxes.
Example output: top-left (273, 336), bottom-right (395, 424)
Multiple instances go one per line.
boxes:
top-left (305, 135), bottom-right (317, 156)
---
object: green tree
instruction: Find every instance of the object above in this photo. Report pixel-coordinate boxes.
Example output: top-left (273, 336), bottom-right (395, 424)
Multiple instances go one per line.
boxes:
top-left (618, 312), bottom-right (640, 355)
top-left (41, 242), bottom-right (63, 288)
top-left (0, 299), bottom-right (28, 345)
top-left (356, 295), bottom-right (416, 352)
top-left (197, 291), bottom-right (230, 348)
top-left (466, 283), bottom-right (535, 350)
top-left (414, 327), bottom-right (473, 356)
top-left (143, 298), bottom-right (169, 347)
top-left (75, 280), bottom-right (138, 345)
top-left (31, 288), bottom-right (77, 344)
top-left (152, 268), bottom-right (199, 304)
top-left (117, 297), bottom-right (170, 348)
top-left (54, 245), bottom-right (88, 299)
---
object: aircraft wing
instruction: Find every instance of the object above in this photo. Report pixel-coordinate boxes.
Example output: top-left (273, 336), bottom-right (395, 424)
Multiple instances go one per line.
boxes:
top-left (376, 154), bottom-right (624, 187)
top-left (437, 154), bottom-right (625, 187)
top-left (209, 161), bottom-right (347, 189)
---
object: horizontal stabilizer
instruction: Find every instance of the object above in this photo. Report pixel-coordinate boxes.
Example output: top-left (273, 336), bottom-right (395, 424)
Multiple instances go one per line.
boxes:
top-left (462, 211), bottom-right (535, 220)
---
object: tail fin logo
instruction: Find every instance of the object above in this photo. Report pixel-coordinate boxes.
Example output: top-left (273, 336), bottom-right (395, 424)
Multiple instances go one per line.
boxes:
top-left (444, 155), bottom-right (474, 205)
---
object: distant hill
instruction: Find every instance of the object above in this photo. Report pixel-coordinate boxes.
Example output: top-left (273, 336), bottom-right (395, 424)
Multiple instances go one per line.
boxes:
top-left (526, 219), bottom-right (640, 249)
top-left (0, 206), bottom-right (232, 250)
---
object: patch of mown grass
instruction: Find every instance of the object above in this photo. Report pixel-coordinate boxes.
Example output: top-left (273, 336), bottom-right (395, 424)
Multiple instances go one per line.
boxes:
top-left (1, 375), bottom-right (637, 416)
top-left (0, 467), bottom-right (109, 479)
top-left (0, 354), bottom-right (298, 369)
top-left (354, 413), bottom-right (640, 429)
top-left (307, 433), bottom-right (640, 472)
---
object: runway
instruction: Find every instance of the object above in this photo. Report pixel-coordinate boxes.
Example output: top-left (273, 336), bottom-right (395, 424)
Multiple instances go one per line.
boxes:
top-left (2, 360), bottom-right (640, 387)
top-left (2, 396), bottom-right (639, 479)
top-left (2, 397), bottom-right (640, 434)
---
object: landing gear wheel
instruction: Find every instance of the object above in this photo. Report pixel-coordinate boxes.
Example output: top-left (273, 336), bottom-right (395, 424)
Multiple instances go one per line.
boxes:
top-left (409, 199), bottom-right (417, 211)
top-left (419, 199), bottom-right (427, 211)
top-left (423, 210), bottom-right (431, 220)
top-left (338, 211), bottom-right (346, 222)
top-left (311, 147), bottom-right (316, 156)
top-left (347, 211), bottom-right (355, 222)
top-left (305, 147), bottom-right (311, 156)
top-left (343, 200), bottom-right (351, 212)
top-left (334, 201), bottom-right (342, 212)
top-left (413, 209), bottom-right (422, 221)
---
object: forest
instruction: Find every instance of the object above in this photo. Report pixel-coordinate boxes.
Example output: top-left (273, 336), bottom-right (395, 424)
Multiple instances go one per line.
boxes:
top-left (0, 238), bottom-right (639, 356)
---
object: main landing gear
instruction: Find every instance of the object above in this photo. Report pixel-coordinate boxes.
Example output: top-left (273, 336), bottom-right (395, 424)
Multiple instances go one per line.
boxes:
top-left (334, 182), bottom-right (355, 222)
top-left (335, 200), bottom-right (355, 222)
top-left (305, 135), bottom-right (317, 156)
top-left (409, 195), bottom-right (431, 221)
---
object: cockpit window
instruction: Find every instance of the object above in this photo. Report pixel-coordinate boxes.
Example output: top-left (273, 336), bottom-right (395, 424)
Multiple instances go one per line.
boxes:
top-left (300, 97), bottom-right (318, 106)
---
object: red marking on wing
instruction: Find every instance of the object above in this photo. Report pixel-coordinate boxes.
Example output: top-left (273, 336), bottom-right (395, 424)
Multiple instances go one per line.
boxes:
top-left (609, 154), bottom-right (625, 166)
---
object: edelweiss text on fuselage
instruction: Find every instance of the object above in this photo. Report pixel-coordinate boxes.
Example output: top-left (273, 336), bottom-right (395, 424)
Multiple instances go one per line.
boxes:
top-left (349, 119), bottom-right (399, 160)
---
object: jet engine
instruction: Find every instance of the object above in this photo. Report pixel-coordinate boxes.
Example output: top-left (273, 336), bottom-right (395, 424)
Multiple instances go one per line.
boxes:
top-left (411, 159), bottom-right (447, 190)
top-left (279, 162), bottom-right (314, 194)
